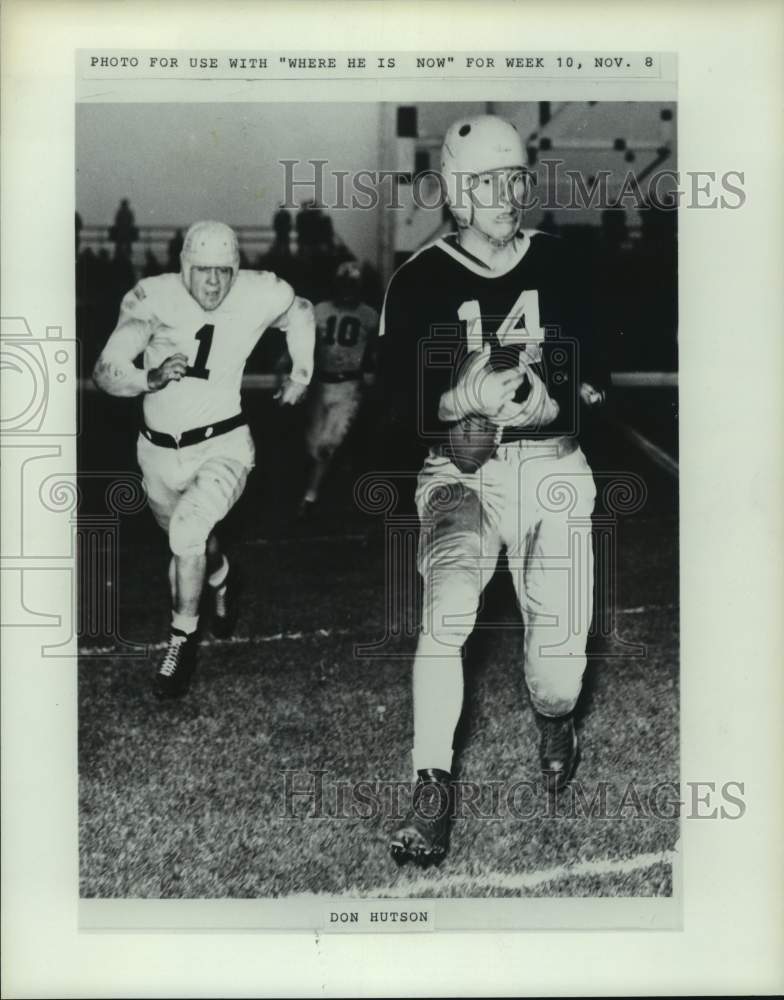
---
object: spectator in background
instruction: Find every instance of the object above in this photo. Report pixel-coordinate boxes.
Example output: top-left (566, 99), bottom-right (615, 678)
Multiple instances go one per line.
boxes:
top-left (315, 207), bottom-right (335, 254)
top-left (110, 198), bottom-right (138, 261)
top-left (295, 200), bottom-right (342, 304)
top-left (295, 199), bottom-right (320, 254)
top-left (167, 228), bottom-right (184, 272)
top-left (259, 207), bottom-right (301, 289)
top-left (273, 205), bottom-right (293, 255)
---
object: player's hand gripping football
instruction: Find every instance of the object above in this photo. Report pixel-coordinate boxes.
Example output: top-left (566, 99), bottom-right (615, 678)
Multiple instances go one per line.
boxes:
top-left (146, 353), bottom-right (189, 391)
top-left (455, 344), bottom-right (525, 420)
top-left (274, 374), bottom-right (308, 406)
top-left (495, 353), bottom-right (559, 427)
top-left (441, 346), bottom-right (525, 474)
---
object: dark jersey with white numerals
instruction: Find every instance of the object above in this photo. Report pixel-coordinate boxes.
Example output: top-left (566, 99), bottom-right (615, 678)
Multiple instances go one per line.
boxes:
top-left (380, 230), bottom-right (608, 452)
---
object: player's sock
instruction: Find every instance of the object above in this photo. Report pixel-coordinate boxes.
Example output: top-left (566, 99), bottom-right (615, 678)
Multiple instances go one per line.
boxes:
top-left (207, 555), bottom-right (229, 590)
top-left (411, 647), bottom-right (464, 777)
top-left (171, 611), bottom-right (199, 636)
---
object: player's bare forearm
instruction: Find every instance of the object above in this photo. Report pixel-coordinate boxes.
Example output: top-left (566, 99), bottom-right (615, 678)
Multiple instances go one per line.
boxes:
top-left (279, 296), bottom-right (315, 386)
top-left (93, 319), bottom-right (153, 397)
top-left (92, 355), bottom-right (150, 397)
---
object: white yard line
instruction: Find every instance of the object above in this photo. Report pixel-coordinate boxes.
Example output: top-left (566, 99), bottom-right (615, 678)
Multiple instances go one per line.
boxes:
top-left (617, 603), bottom-right (675, 615)
top-left (79, 626), bottom-right (352, 657)
top-left (79, 604), bottom-right (674, 656)
top-left (324, 848), bottom-right (678, 899)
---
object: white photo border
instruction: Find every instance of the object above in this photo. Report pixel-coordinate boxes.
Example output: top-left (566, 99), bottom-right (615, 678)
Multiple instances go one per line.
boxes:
top-left (2, 0), bottom-right (783, 996)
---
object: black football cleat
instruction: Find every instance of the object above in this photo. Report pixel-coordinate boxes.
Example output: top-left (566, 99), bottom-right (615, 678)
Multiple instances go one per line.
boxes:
top-left (537, 712), bottom-right (579, 796)
top-left (154, 628), bottom-right (198, 699)
top-left (390, 769), bottom-right (453, 866)
top-left (209, 566), bottom-right (240, 639)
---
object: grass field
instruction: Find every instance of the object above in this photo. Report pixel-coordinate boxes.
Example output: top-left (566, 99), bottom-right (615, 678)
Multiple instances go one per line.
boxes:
top-left (78, 385), bottom-right (679, 899)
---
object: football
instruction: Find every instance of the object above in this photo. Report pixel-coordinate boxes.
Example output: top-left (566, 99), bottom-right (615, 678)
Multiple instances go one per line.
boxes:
top-left (445, 411), bottom-right (501, 473)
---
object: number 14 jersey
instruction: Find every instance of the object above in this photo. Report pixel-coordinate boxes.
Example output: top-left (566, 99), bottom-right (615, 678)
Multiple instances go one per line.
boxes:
top-left (117, 270), bottom-right (294, 435)
top-left (380, 230), bottom-right (609, 444)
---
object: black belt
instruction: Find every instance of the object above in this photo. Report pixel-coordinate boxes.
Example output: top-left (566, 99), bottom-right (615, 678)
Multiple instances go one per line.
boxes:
top-left (497, 434), bottom-right (578, 458)
top-left (435, 433), bottom-right (577, 462)
top-left (141, 413), bottom-right (246, 449)
top-left (318, 371), bottom-right (362, 383)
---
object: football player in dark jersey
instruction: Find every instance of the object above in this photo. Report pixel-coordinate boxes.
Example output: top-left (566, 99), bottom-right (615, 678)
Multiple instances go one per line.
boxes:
top-left (380, 114), bottom-right (607, 864)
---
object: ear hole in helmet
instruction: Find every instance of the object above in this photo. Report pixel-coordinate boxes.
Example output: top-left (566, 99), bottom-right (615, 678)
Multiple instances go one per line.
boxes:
top-left (459, 124), bottom-right (471, 137)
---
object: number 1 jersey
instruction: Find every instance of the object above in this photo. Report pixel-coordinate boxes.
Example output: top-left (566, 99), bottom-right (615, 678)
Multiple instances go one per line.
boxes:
top-left (116, 271), bottom-right (294, 435)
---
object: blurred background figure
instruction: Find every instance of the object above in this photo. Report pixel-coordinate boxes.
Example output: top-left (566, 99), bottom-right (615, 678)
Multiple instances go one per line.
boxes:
top-left (167, 228), bottom-right (184, 272)
top-left (272, 204), bottom-right (293, 255)
top-left (259, 206), bottom-right (300, 288)
top-left (110, 198), bottom-right (138, 260)
top-left (314, 204), bottom-right (335, 254)
top-left (75, 211), bottom-right (83, 257)
top-left (298, 260), bottom-right (379, 519)
top-left (295, 200), bottom-right (342, 304)
top-left (295, 199), bottom-right (319, 254)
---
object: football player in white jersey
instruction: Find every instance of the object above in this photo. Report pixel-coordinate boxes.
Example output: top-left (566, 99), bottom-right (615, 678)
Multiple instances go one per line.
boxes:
top-left (298, 261), bottom-right (379, 517)
top-left (93, 220), bottom-right (315, 698)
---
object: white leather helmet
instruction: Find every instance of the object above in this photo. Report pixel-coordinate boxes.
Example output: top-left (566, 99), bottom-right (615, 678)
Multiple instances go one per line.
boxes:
top-left (440, 115), bottom-right (527, 226)
top-left (180, 220), bottom-right (240, 287)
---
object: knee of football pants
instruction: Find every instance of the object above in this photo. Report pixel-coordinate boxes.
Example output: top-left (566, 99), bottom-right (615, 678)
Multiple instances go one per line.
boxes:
top-left (168, 456), bottom-right (247, 557)
top-left (525, 661), bottom-right (586, 717)
top-left (420, 572), bottom-right (482, 651)
top-left (168, 509), bottom-right (211, 557)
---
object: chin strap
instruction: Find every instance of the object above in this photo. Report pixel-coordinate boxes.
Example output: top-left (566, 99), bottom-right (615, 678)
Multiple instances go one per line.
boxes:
top-left (459, 220), bottom-right (519, 250)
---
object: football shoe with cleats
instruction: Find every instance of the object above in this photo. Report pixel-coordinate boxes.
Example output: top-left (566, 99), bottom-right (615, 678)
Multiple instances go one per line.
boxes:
top-left (537, 712), bottom-right (579, 796)
top-left (154, 628), bottom-right (198, 699)
top-left (390, 768), bottom-right (453, 866)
